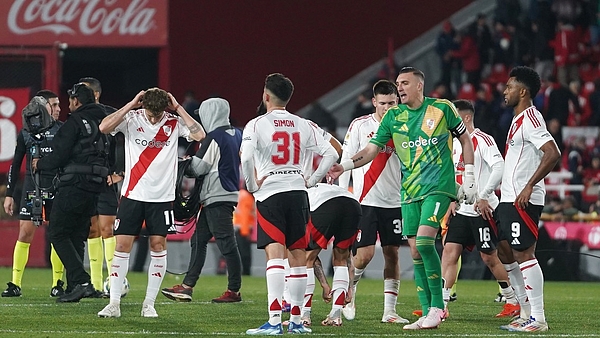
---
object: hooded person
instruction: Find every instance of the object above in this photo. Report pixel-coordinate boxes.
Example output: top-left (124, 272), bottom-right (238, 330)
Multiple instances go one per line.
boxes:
top-left (161, 97), bottom-right (244, 303)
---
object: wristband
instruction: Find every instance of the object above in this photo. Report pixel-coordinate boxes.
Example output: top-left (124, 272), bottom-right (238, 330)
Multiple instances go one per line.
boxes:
top-left (464, 164), bottom-right (475, 177)
top-left (341, 160), bottom-right (355, 172)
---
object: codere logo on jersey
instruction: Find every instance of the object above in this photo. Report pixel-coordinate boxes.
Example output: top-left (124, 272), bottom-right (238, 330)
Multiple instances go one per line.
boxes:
top-left (135, 138), bottom-right (171, 148)
top-left (401, 137), bottom-right (439, 149)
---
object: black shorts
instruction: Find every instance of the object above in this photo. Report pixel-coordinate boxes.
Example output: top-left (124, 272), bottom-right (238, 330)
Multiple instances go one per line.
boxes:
top-left (496, 202), bottom-right (543, 251)
top-left (96, 185), bottom-right (119, 216)
top-left (18, 178), bottom-right (54, 221)
top-left (355, 205), bottom-right (403, 249)
top-left (256, 190), bottom-right (309, 250)
top-left (307, 197), bottom-right (361, 251)
top-left (444, 212), bottom-right (500, 254)
top-left (114, 197), bottom-right (174, 236)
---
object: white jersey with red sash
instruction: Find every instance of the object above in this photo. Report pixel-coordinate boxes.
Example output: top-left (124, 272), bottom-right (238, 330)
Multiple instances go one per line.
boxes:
top-left (113, 109), bottom-right (191, 202)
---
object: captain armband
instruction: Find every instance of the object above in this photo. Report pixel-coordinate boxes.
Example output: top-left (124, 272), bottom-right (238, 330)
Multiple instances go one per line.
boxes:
top-left (450, 121), bottom-right (467, 139)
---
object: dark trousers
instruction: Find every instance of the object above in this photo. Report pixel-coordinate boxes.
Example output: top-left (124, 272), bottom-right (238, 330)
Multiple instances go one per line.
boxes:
top-left (183, 202), bottom-right (242, 292)
top-left (48, 186), bottom-right (97, 288)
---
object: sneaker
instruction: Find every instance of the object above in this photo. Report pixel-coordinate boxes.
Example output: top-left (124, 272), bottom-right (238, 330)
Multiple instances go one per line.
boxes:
top-left (288, 321), bottom-right (312, 334)
top-left (494, 292), bottom-right (506, 302)
top-left (301, 312), bottom-right (312, 326)
top-left (341, 286), bottom-right (356, 320)
top-left (381, 311), bottom-right (410, 324)
top-left (449, 292), bottom-right (457, 302)
top-left (2, 282), bottom-right (22, 297)
top-left (412, 309), bottom-right (423, 317)
top-left (499, 316), bottom-right (528, 330)
top-left (321, 315), bottom-right (342, 326)
top-left (212, 290), bottom-right (242, 303)
top-left (246, 322), bottom-right (283, 335)
top-left (56, 283), bottom-right (95, 303)
top-left (98, 303), bottom-right (121, 318)
top-left (421, 307), bottom-right (444, 329)
top-left (87, 290), bottom-right (106, 299)
top-left (141, 304), bottom-right (158, 318)
top-left (281, 300), bottom-right (291, 313)
top-left (50, 280), bottom-right (65, 297)
top-left (161, 284), bottom-right (192, 302)
top-left (403, 316), bottom-right (426, 330)
top-left (508, 316), bottom-right (549, 332)
top-left (495, 303), bottom-right (520, 318)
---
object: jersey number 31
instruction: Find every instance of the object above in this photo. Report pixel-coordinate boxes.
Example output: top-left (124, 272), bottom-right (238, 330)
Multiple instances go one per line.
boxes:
top-left (272, 131), bottom-right (300, 165)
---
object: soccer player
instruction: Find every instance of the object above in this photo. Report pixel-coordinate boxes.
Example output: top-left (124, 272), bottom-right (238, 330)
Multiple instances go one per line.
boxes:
top-left (301, 123), bottom-right (360, 327)
top-left (242, 73), bottom-right (338, 335)
top-left (337, 79), bottom-right (408, 324)
top-left (328, 67), bottom-right (478, 330)
top-left (79, 77), bottom-right (122, 296)
top-left (440, 99), bottom-right (520, 318)
top-left (2, 91), bottom-right (65, 298)
top-left (498, 66), bottom-right (560, 332)
top-left (97, 88), bottom-right (205, 318)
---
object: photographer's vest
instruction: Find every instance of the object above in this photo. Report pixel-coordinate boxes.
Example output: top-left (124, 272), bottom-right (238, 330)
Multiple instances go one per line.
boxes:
top-left (58, 114), bottom-right (110, 192)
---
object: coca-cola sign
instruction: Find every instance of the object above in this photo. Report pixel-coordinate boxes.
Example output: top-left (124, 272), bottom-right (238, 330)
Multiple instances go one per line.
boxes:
top-left (0, 0), bottom-right (168, 47)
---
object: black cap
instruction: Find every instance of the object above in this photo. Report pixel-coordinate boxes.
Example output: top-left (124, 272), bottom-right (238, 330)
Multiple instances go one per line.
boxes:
top-left (67, 83), bottom-right (95, 105)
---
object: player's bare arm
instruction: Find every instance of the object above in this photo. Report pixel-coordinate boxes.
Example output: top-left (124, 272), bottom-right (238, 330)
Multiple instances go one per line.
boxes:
top-left (327, 143), bottom-right (380, 181)
top-left (167, 92), bottom-right (206, 141)
top-left (313, 257), bottom-right (332, 302)
top-left (100, 90), bottom-right (144, 134)
top-left (515, 140), bottom-right (561, 209)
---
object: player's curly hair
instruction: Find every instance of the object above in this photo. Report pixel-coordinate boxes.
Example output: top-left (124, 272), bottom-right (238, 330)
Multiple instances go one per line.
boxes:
top-left (509, 66), bottom-right (541, 97)
top-left (143, 87), bottom-right (170, 115)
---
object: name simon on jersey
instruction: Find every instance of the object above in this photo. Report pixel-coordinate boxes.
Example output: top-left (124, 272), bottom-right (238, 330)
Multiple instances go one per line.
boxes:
top-left (274, 119), bottom-right (294, 127)
top-left (135, 138), bottom-right (171, 148)
top-left (401, 137), bottom-right (439, 149)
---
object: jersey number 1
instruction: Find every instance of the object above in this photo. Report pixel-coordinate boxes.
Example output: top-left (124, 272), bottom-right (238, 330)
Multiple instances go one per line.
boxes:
top-left (272, 131), bottom-right (300, 165)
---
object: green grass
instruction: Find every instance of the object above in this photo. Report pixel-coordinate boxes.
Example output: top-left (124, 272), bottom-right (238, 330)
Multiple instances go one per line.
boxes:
top-left (0, 267), bottom-right (599, 337)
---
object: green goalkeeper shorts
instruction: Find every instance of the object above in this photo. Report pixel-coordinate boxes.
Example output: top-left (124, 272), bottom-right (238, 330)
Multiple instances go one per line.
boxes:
top-left (402, 194), bottom-right (452, 237)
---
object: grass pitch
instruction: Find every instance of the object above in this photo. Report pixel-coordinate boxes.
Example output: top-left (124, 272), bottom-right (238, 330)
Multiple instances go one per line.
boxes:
top-left (0, 267), bottom-right (599, 337)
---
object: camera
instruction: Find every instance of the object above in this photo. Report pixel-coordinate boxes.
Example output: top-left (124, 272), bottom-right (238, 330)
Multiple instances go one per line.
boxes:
top-left (21, 96), bottom-right (55, 226)
top-left (22, 96), bottom-right (55, 136)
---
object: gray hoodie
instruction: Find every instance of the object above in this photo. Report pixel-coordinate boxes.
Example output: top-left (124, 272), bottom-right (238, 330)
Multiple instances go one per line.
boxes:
top-left (188, 98), bottom-right (242, 206)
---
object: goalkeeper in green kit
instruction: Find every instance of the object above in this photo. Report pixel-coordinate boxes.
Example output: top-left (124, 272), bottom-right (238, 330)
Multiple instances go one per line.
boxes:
top-left (327, 67), bottom-right (477, 330)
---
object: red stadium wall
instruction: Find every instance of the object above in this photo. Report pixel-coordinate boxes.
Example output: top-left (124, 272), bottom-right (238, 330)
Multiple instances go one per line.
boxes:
top-left (168, 0), bottom-right (472, 125)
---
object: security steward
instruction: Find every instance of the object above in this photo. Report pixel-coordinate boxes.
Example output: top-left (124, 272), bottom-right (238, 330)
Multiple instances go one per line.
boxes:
top-left (33, 83), bottom-right (110, 303)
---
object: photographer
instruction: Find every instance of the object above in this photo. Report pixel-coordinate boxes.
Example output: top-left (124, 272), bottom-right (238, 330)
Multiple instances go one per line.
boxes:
top-left (33, 83), bottom-right (110, 303)
top-left (2, 90), bottom-right (65, 298)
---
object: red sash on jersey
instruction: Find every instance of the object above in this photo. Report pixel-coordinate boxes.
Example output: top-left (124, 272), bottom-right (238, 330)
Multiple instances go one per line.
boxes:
top-left (124, 119), bottom-right (178, 198)
top-left (359, 139), bottom-right (394, 203)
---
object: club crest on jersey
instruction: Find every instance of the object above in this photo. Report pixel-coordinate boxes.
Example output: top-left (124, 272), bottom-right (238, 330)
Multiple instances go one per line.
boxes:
top-left (163, 125), bottom-right (172, 137)
top-left (426, 118), bottom-right (435, 130)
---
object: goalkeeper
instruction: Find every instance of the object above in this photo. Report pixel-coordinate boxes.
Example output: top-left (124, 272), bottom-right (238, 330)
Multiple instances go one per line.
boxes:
top-left (161, 97), bottom-right (243, 303)
top-left (328, 66), bottom-right (477, 330)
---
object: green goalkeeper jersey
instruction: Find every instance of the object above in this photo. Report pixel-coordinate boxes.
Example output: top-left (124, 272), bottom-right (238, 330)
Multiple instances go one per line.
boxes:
top-left (370, 97), bottom-right (463, 204)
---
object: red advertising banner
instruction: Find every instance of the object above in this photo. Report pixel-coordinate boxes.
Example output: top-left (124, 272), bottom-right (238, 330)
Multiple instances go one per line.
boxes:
top-left (0, 88), bottom-right (29, 173)
top-left (0, 0), bottom-right (168, 47)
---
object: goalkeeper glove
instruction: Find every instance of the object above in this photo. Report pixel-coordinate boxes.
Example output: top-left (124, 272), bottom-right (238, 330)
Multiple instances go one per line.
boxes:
top-left (462, 164), bottom-right (478, 204)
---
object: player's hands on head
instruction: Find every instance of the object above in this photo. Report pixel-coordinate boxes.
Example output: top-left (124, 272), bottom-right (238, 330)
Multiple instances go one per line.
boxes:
top-left (167, 92), bottom-right (180, 112)
top-left (131, 90), bottom-right (145, 108)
